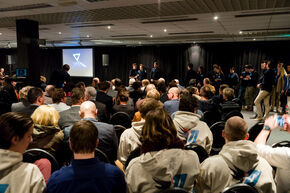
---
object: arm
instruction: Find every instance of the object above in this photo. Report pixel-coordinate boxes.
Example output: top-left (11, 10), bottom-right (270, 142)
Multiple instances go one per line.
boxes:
top-left (254, 115), bottom-right (277, 145)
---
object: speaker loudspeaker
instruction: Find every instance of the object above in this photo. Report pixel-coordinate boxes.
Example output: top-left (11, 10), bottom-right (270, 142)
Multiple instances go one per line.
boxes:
top-left (102, 54), bottom-right (109, 67)
top-left (7, 55), bottom-right (12, 65)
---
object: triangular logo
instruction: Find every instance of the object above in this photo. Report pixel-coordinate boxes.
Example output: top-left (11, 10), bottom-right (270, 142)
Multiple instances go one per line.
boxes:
top-left (0, 184), bottom-right (9, 193)
top-left (73, 53), bottom-right (80, 61)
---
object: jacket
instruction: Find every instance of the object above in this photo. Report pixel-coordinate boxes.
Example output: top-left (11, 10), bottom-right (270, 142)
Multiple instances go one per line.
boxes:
top-left (118, 120), bottom-right (145, 164)
top-left (0, 149), bottom-right (46, 193)
top-left (126, 148), bottom-right (200, 193)
top-left (173, 111), bottom-right (213, 154)
top-left (58, 105), bottom-right (81, 129)
top-left (196, 140), bottom-right (276, 193)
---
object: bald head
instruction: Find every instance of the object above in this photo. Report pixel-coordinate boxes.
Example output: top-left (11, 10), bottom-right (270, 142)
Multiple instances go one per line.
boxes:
top-left (168, 87), bottom-right (179, 100)
top-left (45, 85), bottom-right (55, 97)
top-left (224, 116), bottom-right (248, 142)
top-left (79, 101), bottom-right (97, 119)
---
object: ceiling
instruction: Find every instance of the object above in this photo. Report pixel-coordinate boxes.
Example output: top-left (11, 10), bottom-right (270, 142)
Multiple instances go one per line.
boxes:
top-left (0, 0), bottom-right (290, 47)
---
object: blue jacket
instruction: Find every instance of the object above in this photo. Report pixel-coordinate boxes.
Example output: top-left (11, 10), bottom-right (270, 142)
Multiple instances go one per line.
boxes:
top-left (46, 157), bottom-right (126, 193)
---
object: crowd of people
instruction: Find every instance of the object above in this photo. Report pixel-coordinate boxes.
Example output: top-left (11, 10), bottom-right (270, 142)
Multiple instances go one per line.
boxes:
top-left (0, 61), bottom-right (289, 193)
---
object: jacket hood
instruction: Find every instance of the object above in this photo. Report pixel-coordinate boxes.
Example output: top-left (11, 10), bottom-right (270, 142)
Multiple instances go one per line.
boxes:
top-left (33, 124), bottom-right (61, 139)
top-left (132, 120), bottom-right (145, 139)
top-left (173, 111), bottom-right (201, 132)
top-left (0, 149), bottom-right (22, 172)
top-left (219, 140), bottom-right (259, 172)
top-left (138, 149), bottom-right (185, 181)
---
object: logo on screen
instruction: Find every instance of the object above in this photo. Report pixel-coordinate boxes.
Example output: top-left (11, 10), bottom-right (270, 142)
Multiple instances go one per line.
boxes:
top-left (72, 53), bottom-right (86, 67)
top-left (73, 53), bottom-right (80, 62)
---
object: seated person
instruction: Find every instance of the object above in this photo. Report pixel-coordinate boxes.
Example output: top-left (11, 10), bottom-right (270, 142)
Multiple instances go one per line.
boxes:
top-left (164, 87), bottom-right (180, 115)
top-left (96, 81), bottom-right (113, 116)
top-left (157, 81), bottom-right (168, 103)
top-left (118, 98), bottom-right (163, 165)
top-left (126, 109), bottom-right (200, 193)
top-left (129, 81), bottom-right (143, 105)
top-left (254, 114), bottom-right (290, 193)
top-left (212, 84), bottom-right (229, 105)
top-left (49, 88), bottom-right (70, 112)
top-left (47, 120), bottom-right (126, 193)
top-left (198, 85), bottom-right (217, 113)
top-left (219, 88), bottom-right (241, 117)
top-left (11, 86), bottom-right (33, 112)
top-left (0, 112), bottom-right (46, 192)
top-left (173, 93), bottom-right (213, 154)
top-left (203, 78), bottom-right (215, 94)
top-left (196, 116), bottom-right (276, 193)
top-left (44, 85), bottom-right (55, 105)
top-left (113, 90), bottom-right (135, 119)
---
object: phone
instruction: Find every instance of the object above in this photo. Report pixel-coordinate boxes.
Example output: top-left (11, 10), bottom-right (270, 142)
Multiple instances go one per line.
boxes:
top-left (275, 116), bottom-right (285, 126)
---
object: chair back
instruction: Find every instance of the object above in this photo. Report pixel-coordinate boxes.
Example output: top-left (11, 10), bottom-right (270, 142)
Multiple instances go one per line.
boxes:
top-left (157, 188), bottom-right (189, 193)
top-left (23, 148), bottom-right (59, 172)
top-left (185, 144), bottom-right (208, 163)
top-left (114, 125), bottom-right (127, 143)
top-left (202, 111), bottom-right (221, 127)
top-left (223, 110), bottom-right (243, 121)
top-left (272, 140), bottom-right (290, 148)
top-left (95, 148), bottom-right (110, 163)
top-left (110, 112), bottom-right (132, 128)
top-left (221, 183), bottom-right (259, 193)
top-left (209, 121), bottom-right (225, 155)
top-left (248, 122), bottom-right (264, 141)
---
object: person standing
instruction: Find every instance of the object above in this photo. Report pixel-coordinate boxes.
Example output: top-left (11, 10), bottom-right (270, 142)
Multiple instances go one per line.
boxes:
top-left (150, 61), bottom-right (162, 82)
top-left (272, 63), bottom-right (287, 113)
top-left (129, 63), bottom-right (138, 79)
top-left (49, 64), bottom-right (71, 88)
top-left (137, 64), bottom-right (147, 81)
top-left (227, 67), bottom-right (239, 92)
top-left (238, 65), bottom-right (250, 108)
top-left (244, 65), bottom-right (259, 111)
top-left (184, 63), bottom-right (197, 87)
top-left (196, 66), bottom-right (205, 88)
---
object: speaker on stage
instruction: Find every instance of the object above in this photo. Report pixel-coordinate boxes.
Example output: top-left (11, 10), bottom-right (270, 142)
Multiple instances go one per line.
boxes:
top-left (102, 54), bottom-right (109, 67)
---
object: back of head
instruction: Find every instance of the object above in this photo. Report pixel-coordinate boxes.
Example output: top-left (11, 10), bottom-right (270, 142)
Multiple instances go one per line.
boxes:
top-left (85, 86), bottom-right (97, 100)
top-left (132, 81), bottom-right (142, 91)
top-left (168, 80), bottom-right (177, 89)
top-left (179, 93), bottom-right (198, 113)
top-left (129, 78), bottom-right (136, 86)
top-left (200, 85), bottom-right (213, 99)
top-left (188, 63), bottom-right (193, 69)
top-left (27, 87), bottom-right (43, 104)
top-left (117, 90), bottom-right (129, 103)
top-left (142, 79), bottom-right (150, 87)
top-left (114, 78), bottom-right (122, 88)
top-left (223, 88), bottom-right (235, 101)
top-left (31, 105), bottom-right (60, 127)
top-left (219, 84), bottom-right (229, 93)
top-left (70, 120), bottom-right (98, 154)
top-left (157, 82), bottom-right (167, 93)
top-left (40, 76), bottom-right (47, 83)
top-left (158, 78), bottom-right (165, 84)
top-left (45, 85), bottom-right (55, 93)
top-left (168, 87), bottom-right (180, 98)
top-left (52, 88), bottom-right (65, 103)
top-left (19, 86), bottom-right (33, 101)
top-left (145, 84), bottom-right (156, 93)
top-left (80, 101), bottom-right (96, 118)
top-left (146, 89), bottom-right (160, 100)
top-left (98, 81), bottom-right (110, 91)
top-left (63, 64), bottom-right (70, 71)
top-left (75, 81), bottom-right (86, 91)
top-left (71, 87), bottom-right (85, 105)
top-left (0, 112), bottom-right (33, 149)
top-left (139, 98), bottom-right (163, 118)
top-left (203, 78), bottom-right (210, 85)
top-left (224, 116), bottom-right (248, 142)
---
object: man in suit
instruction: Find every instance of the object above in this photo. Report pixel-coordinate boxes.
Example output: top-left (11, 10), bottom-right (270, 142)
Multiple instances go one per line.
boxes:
top-left (95, 81), bottom-right (113, 117)
top-left (85, 86), bottom-right (108, 123)
top-left (58, 87), bottom-right (85, 129)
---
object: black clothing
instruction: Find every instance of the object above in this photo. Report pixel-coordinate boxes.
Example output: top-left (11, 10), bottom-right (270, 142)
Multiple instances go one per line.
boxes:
top-left (137, 69), bottom-right (147, 81)
top-left (184, 69), bottom-right (197, 86)
top-left (227, 72), bottom-right (239, 89)
top-left (49, 69), bottom-right (70, 88)
top-left (196, 73), bottom-right (205, 87)
top-left (129, 69), bottom-right (138, 78)
top-left (248, 71), bottom-right (259, 87)
top-left (261, 69), bottom-right (275, 93)
top-left (150, 67), bottom-right (162, 80)
top-left (96, 91), bottom-right (113, 116)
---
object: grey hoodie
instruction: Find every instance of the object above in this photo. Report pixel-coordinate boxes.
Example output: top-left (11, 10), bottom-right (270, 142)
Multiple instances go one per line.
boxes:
top-left (173, 111), bottom-right (213, 154)
top-left (126, 148), bottom-right (200, 193)
top-left (196, 140), bottom-right (276, 193)
top-left (0, 149), bottom-right (46, 193)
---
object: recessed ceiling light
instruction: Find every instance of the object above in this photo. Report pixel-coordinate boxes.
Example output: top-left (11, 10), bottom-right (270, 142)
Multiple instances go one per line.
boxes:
top-left (239, 31), bottom-right (243, 34)
top-left (150, 35), bottom-right (153, 38)
top-left (58, 32), bottom-right (62, 35)
top-left (193, 41), bottom-right (196, 44)
top-left (86, 35), bottom-right (90, 38)
top-left (164, 29), bottom-right (167, 32)
top-left (107, 26), bottom-right (111, 29)
top-left (138, 41), bottom-right (142, 44)
top-left (253, 38), bottom-right (256, 41)
top-left (214, 16), bottom-right (218, 20)
top-left (0, 33), bottom-right (2, 35)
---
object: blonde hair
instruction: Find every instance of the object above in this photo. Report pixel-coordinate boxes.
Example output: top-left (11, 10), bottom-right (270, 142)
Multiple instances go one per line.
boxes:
top-left (146, 89), bottom-right (160, 100)
top-left (31, 105), bottom-right (60, 127)
top-left (19, 86), bottom-right (33, 100)
top-left (142, 79), bottom-right (150, 87)
top-left (40, 76), bottom-right (47, 83)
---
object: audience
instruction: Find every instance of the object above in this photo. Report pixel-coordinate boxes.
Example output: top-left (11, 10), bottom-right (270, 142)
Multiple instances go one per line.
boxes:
top-left (163, 87), bottom-right (180, 115)
top-left (0, 112), bottom-right (46, 192)
top-left (49, 88), bottom-right (70, 112)
top-left (44, 85), bottom-right (55, 105)
top-left (47, 120), bottom-right (126, 193)
top-left (95, 81), bottom-right (113, 116)
top-left (11, 86), bottom-right (33, 112)
top-left (113, 90), bottom-right (135, 119)
top-left (198, 85), bottom-right (216, 112)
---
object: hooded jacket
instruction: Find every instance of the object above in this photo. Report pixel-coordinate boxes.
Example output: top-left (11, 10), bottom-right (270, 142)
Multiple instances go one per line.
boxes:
top-left (126, 148), bottom-right (200, 193)
top-left (118, 120), bottom-right (145, 165)
top-left (173, 111), bottom-right (213, 154)
top-left (196, 140), bottom-right (276, 193)
top-left (0, 149), bottom-right (46, 193)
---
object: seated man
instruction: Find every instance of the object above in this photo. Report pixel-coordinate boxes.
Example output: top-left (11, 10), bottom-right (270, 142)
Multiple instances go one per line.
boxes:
top-left (44, 85), bottom-right (55, 105)
top-left (95, 81), bottom-right (113, 117)
top-left (11, 86), bottom-right (33, 112)
top-left (219, 88), bottom-right (241, 119)
top-left (198, 85), bottom-right (217, 113)
top-left (164, 87), bottom-right (180, 115)
top-left (196, 116), bottom-right (276, 193)
top-left (49, 88), bottom-right (70, 113)
top-left (173, 93), bottom-right (213, 154)
top-left (47, 120), bottom-right (126, 193)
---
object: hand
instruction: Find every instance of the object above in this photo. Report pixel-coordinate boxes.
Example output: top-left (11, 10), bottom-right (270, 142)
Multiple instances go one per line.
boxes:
top-left (282, 114), bottom-right (290, 132)
top-left (264, 114), bottom-right (278, 131)
top-left (257, 84), bottom-right (261, 89)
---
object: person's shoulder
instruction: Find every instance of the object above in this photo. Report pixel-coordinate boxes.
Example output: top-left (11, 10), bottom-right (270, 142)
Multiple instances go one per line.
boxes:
top-left (103, 163), bottom-right (124, 177)
top-left (47, 165), bottom-right (72, 186)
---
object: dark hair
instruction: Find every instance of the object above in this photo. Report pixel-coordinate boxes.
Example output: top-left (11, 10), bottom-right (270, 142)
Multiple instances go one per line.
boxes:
top-left (63, 64), bottom-right (70, 71)
top-left (71, 87), bottom-right (85, 105)
top-left (98, 81), bottom-right (111, 91)
top-left (188, 79), bottom-right (196, 87)
top-left (27, 87), bottom-right (43, 104)
top-left (230, 67), bottom-right (235, 71)
top-left (52, 88), bottom-right (65, 103)
top-left (0, 112), bottom-right (33, 149)
top-left (188, 63), bottom-right (193, 69)
top-left (157, 82), bottom-right (167, 93)
top-left (219, 84), bottom-right (229, 92)
top-left (179, 92), bottom-right (198, 112)
top-left (168, 80), bottom-right (177, 89)
top-left (75, 81), bottom-right (86, 91)
top-left (70, 120), bottom-right (98, 154)
top-left (114, 78), bottom-right (122, 88)
top-left (200, 86), bottom-right (213, 99)
top-left (198, 66), bottom-right (204, 73)
top-left (139, 98), bottom-right (163, 118)
top-left (116, 90), bottom-right (129, 103)
top-left (132, 81), bottom-right (142, 91)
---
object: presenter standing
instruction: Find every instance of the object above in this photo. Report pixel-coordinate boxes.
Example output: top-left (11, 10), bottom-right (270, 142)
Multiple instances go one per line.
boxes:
top-left (150, 61), bottom-right (162, 82)
top-left (129, 63), bottom-right (138, 79)
top-left (49, 64), bottom-right (71, 88)
top-left (137, 64), bottom-right (147, 81)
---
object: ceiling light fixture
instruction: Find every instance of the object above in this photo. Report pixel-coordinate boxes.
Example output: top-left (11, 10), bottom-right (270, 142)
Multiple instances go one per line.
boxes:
top-left (214, 16), bottom-right (218, 20)
top-left (138, 41), bottom-right (142, 44)
top-left (164, 29), bottom-right (167, 32)
top-left (107, 26), bottom-right (111, 29)
top-left (58, 32), bottom-right (62, 35)
top-left (253, 38), bottom-right (256, 41)
top-left (239, 31), bottom-right (243, 34)
top-left (86, 35), bottom-right (90, 38)
top-left (0, 33), bottom-right (2, 35)
top-left (150, 35), bottom-right (153, 38)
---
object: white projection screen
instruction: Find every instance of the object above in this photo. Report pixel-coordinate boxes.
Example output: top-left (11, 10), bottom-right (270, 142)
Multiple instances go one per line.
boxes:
top-left (62, 48), bottom-right (93, 77)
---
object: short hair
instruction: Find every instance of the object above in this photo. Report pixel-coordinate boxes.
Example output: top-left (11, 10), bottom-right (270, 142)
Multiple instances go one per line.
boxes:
top-left (40, 76), bottom-right (46, 83)
top-left (223, 88), bottom-right (235, 101)
top-left (19, 86), bottom-right (33, 100)
top-left (31, 105), bottom-right (60, 127)
top-left (157, 82), bottom-right (167, 93)
top-left (85, 86), bottom-right (97, 100)
top-left (71, 87), bottom-right (85, 105)
top-left (188, 79), bottom-right (196, 86)
top-left (141, 108), bottom-right (177, 149)
top-left (203, 78), bottom-right (210, 85)
top-left (0, 112), bottom-right (33, 149)
top-left (188, 87), bottom-right (198, 95)
top-left (114, 78), bottom-right (122, 88)
top-left (129, 78), bottom-right (136, 86)
top-left (230, 67), bottom-right (235, 71)
top-left (98, 81), bottom-right (110, 91)
top-left (117, 90), bottom-right (129, 103)
top-left (75, 81), bottom-right (86, 91)
top-left (188, 63), bottom-right (193, 69)
top-left (224, 116), bottom-right (248, 141)
top-left (146, 89), bottom-right (160, 100)
top-left (200, 85), bottom-right (213, 99)
top-left (168, 80), bottom-right (177, 89)
top-left (52, 88), bottom-right (65, 103)
top-left (179, 93), bottom-right (198, 112)
top-left (219, 84), bottom-right (229, 92)
top-left (142, 79), bottom-right (150, 87)
top-left (132, 81), bottom-right (142, 90)
top-left (139, 98), bottom-right (163, 118)
top-left (63, 64), bottom-right (70, 71)
top-left (27, 87), bottom-right (43, 104)
top-left (70, 120), bottom-right (98, 154)
top-left (45, 85), bottom-right (55, 93)
top-left (132, 63), bottom-right (137, 67)
top-left (145, 84), bottom-right (156, 93)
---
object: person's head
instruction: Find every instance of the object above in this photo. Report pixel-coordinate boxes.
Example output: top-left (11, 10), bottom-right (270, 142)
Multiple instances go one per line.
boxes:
top-left (19, 86), bottom-right (33, 101)
top-left (27, 87), bottom-right (44, 105)
top-left (157, 82), bottom-right (167, 94)
top-left (114, 78), bottom-right (122, 88)
top-left (198, 66), bottom-right (204, 73)
top-left (219, 84), bottom-right (229, 95)
top-left (213, 64), bottom-right (219, 72)
top-left (69, 120), bottom-right (98, 154)
top-left (223, 116), bottom-right (249, 143)
top-left (85, 86), bottom-right (97, 101)
top-left (31, 105), bottom-right (60, 127)
top-left (141, 108), bottom-right (177, 148)
top-left (139, 64), bottom-right (144, 71)
top-left (266, 60), bottom-right (275, 69)
top-left (223, 88), bottom-right (235, 101)
top-left (174, 79), bottom-right (180, 85)
top-left (188, 87), bottom-right (199, 96)
top-left (145, 83), bottom-right (156, 93)
top-left (40, 76), bottom-right (47, 83)
top-left (153, 61), bottom-right (158, 68)
top-left (203, 78), bottom-right (210, 85)
top-left (132, 81), bottom-right (142, 91)
top-left (116, 90), bottom-right (129, 104)
top-left (139, 98), bottom-right (163, 119)
top-left (248, 65), bottom-right (254, 72)
top-left (167, 87), bottom-right (179, 100)
top-left (287, 64), bottom-right (290, 73)
top-left (0, 112), bottom-right (34, 153)
top-left (132, 63), bottom-right (137, 70)
top-left (200, 85), bottom-right (213, 99)
top-left (63, 64), bottom-right (70, 72)
top-left (158, 78), bottom-right (165, 84)
top-left (75, 81), bottom-right (86, 91)
top-left (260, 60), bottom-right (267, 70)
top-left (187, 63), bottom-right (193, 70)
top-left (129, 78), bottom-right (136, 86)
top-left (188, 79), bottom-right (196, 87)
top-left (45, 85), bottom-right (55, 97)
top-left (98, 81), bottom-right (111, 93)
top-left (146, 89), bottom-right (160, 100)
top-left (168, 80), bottom-right (177, 89)
top-left (0, 68), bottom-right (4, 73)
top-left (71, 87), bottom-right (85, 105)
top-left (142, 79), bottom-right (150, 87)
top-left (52, 88), bottom-right (66, 103)
top-left (179, 92), bottom-right (198, 113)
top-left (230, 67), bottom-right (235, 74)
top-left (79, 101), bottom-right (97, 119)
top-left (92, 77), bottom-right (100, 88)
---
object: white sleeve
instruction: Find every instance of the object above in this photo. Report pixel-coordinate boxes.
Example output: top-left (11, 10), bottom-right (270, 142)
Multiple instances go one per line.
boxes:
top-left (256, 144), bottom-right (290, 169)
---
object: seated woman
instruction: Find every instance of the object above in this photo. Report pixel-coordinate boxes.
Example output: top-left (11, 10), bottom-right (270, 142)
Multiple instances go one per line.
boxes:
top-left (0, 112), bottom-right (46, 192)
top-left (113, 90), bottom-right (135, 119)
top-left (29, 105), bottom-right (64, 158)
top-left (126, 108), bottom-right (200, 193)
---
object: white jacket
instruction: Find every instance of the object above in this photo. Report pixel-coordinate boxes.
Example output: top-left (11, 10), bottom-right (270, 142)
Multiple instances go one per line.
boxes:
top-left (117, 120), bottom-right (145, 165)
top-left (126, 148), bottom-right (200, 193)
top-left (173, 111), bottom-right (213, 154)
top-left (196, 140), bottom-right (276, 193)
top-left (256, 144), bottom-right (290, 193)
top-left (0, 149), bottom-right (46, 193)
